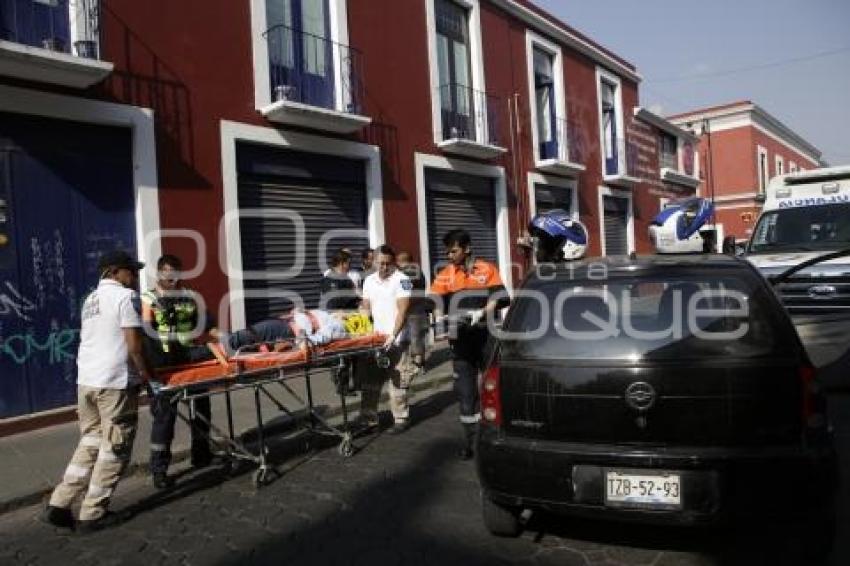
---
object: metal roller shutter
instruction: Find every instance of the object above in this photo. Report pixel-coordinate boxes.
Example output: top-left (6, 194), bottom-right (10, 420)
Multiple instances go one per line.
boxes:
top-left (534, 183), bottom-right (573, 215)
top-left (603, 195), bottom-right (629, 256)
top-left (425, 168), bottom-right (498, 279)
top-left (237, 144), bottom-right (368, 324)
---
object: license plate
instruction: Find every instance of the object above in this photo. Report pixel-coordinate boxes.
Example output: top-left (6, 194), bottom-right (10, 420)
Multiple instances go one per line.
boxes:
top-left (605, 470), bottom-right (681, 508)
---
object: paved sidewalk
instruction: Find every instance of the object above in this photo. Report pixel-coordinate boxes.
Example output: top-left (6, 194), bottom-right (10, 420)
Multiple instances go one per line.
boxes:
top-left (0, 346), bottom-right (454, 513)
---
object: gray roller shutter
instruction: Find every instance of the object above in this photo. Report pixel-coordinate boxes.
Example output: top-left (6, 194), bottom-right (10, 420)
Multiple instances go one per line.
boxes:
top-left (237, 144), bottom-right (368, 324)
top-left (534, 183), bottom-right (573, 215)
top-left (425, 168), bottom-right (498, 279)
top-left (603, 195), bottom-right (629, 256)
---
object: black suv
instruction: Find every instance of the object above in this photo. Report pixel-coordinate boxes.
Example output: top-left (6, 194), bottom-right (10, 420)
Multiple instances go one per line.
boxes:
top-left (476, 254), bottom-right (836, 548)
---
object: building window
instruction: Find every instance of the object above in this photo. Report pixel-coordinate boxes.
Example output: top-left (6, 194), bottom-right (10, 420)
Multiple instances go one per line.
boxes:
top-left (757, 146), bottom-right (768, 194)
top-left (436, 0), bottom-right (473, 140)
top-left (600, 80), bottom-right (619, 175)
top-left (789, 161), bottom-right (798, 173)
top-left (775, 155), bottom-right (785, 177)
top-left (659, 132), bottom-right (677, 171)
top-left (533, 46), bottom-right (557, 160)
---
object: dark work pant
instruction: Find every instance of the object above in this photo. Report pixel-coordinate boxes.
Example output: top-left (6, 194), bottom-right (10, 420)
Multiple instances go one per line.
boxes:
top-left (449, 324), bottom-right (488, 447)
top-left (226, 319), bottom-right (294, 353)
top-left (150, 393), bottom-right (211, 473)
top-left (150, 344), bottom-right (214, 473)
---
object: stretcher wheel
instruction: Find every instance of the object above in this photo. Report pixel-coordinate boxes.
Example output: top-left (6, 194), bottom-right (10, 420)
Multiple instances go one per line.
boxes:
top-left (253, 468), bottom-right (268, 487)
top-left (338, 434), bottom-right (354, 457)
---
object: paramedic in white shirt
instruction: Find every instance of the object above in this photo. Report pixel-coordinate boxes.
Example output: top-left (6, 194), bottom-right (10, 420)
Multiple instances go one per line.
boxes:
top-left (359, 245), bottom-right (414, 434)
top-left (44, 250), bottom-right (154, 533)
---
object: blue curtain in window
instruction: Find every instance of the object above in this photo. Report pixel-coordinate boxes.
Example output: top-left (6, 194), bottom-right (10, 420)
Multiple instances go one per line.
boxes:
top-left (0, 0), bottom-right (70, 51)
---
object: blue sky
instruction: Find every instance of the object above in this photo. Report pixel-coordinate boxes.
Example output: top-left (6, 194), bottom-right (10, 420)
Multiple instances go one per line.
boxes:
top-left (533, 0), bottom-right (850, 165)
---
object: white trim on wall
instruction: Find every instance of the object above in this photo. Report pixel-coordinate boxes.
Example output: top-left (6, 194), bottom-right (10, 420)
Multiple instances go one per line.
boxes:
top-left (0, 84), bottom-right (161, 287)
top-left (669, 111), bottom-right (820, 168)
top-left (597, 185), bottom-right (634, 256)
top-left (425, 0), bottom-right (487, 145)
top-left (219, 120), bottom-right (384, 329)
top-left (595, 66), bottom-right (626, 178)
top-left (526, 172), bottom-right (578, 220)
top-left (414, 153), bottom-right (511, 289)
top-left (525, 30), bottom-right (567, 165)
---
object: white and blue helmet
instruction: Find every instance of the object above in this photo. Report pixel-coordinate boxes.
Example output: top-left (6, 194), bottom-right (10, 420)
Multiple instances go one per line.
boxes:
top-left (529, 209), bottom-right (589, 261)
top-left (649, 197), bottom-right (715, 254)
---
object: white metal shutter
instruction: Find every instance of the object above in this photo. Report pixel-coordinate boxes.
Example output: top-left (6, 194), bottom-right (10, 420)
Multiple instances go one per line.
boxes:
top-left (237, 144), bottom-right (368, 324)
top-left (534, 183), bottom-right (573, 215)
top-left (425, 168), bottom-right (498, 279)
top-left (603, 195), bottom-right (629, 256)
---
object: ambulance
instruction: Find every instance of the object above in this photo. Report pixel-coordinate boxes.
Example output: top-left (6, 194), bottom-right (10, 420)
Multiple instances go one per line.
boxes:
top-left (743, 165), bottom-right (850, 375)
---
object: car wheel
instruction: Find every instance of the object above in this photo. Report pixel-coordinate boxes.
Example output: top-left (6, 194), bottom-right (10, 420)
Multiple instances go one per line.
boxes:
top-left (481, 493), bottom-right (522, 537)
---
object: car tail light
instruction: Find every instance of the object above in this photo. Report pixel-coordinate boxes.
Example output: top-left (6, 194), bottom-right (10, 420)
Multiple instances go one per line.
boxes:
top-left (800, 365), bottom-right (824, 429)
top-left (480, 363), bottom-right (502, 427)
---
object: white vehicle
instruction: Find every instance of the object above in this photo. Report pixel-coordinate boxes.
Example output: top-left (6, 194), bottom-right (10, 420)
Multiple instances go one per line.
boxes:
top-left (742, 165), bottom-right (850, 372)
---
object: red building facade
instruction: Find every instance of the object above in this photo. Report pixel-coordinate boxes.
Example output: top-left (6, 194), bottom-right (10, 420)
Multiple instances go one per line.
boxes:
top-left (668, 101), bottom-right (823, 242)
top-left (0, 0), bottom-right (697, 420)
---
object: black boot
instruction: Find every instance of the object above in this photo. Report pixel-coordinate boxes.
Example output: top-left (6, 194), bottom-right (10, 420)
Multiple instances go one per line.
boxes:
top-left (458, 422), bottom-right (476, 460)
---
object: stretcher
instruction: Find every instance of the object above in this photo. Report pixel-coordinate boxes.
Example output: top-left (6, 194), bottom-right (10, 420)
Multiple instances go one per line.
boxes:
top-left (154, 333), bottom-right (388, 486)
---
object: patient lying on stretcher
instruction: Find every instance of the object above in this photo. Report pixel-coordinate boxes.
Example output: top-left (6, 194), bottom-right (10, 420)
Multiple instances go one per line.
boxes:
top-left (220, 309), bottom-right (373, 356)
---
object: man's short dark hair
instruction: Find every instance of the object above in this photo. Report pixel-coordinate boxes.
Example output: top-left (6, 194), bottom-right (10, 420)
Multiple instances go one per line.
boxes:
top-left (331, 248), bottom-right (351, 268)
top-left (375, 245), bottom-right (396, 259)
top-left (157, 254), bottom-right (183, 270)
top-left (361, 248), bottom-right (374, 260)
top-left (443, 229), bottom-right (471, 249)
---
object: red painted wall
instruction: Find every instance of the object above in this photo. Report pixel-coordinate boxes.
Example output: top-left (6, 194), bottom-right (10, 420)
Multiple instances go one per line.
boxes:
top-left (2, 0), bottom-right (660, 299)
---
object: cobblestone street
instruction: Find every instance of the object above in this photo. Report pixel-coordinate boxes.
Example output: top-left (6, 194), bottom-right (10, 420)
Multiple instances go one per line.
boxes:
top-left (1, 389), bottom-right (847, 566)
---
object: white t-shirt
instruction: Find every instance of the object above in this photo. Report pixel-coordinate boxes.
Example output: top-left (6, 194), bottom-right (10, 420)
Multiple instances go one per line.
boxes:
top-left (76, 279), bottom-right (143, 389)
top-left (362, 269), bottom-right (412, 338)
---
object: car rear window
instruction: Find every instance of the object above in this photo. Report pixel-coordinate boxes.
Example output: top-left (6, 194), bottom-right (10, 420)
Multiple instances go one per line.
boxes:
top-left (501, 272), bottom-right (795, 361)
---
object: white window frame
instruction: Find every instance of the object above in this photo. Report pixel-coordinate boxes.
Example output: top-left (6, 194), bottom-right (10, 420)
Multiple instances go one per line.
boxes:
top-left (414, 153), bottom-right (511, 289)
top-left (775, 154), bottom-right (784, 178)
top-left (219, 120), bottom-right (384, 330)
top-left (0, 84), bottom-right (160, 287)
top-left (527, 172), bottom-right (578, 219)
top-left (525, 31), bottom-right (567, 165)
top-left (595, 66), bottom-right (626, 178)
top-left (425, 0), bottom-right (487, 145)
top-left (250, 0), bottom-right (351, 112)
top-left (756, 145), bottom-right (769, 193)
top-left (597, 185), bottom-right (634, 256)
top-left (789, 160), bottom-right (798, 173)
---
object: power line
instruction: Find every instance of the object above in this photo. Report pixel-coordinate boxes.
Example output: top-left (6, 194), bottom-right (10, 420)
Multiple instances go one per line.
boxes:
top-left (651, 45), bottom-right (850, 83)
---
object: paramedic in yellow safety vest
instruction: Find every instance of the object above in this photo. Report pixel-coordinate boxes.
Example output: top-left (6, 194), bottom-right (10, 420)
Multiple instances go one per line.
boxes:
top-left (141, 254), bottom-right (216, 489)
top-left (430, 229), bottom-right (511, 460)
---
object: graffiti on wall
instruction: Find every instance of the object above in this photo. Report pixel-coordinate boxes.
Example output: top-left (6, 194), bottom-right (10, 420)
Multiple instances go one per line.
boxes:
top-left (0, 328), bottom-right (79, 365)
top-left (0, 281), bottom-right (36, 321)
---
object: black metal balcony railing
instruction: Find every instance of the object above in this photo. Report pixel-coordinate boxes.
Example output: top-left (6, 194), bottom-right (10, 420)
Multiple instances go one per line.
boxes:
top-left (603, 136), bottom-right (640, 178)
top-left (0, 0), bottom-right (102, 59)
top-left (264, 24), bottom-right (365, 116)
top-left (438, 83), bottom-right (501, 147)
top-left (539, 116), bottom-right (585, 164)
top-left (659, 150), bottom-right (678, 171)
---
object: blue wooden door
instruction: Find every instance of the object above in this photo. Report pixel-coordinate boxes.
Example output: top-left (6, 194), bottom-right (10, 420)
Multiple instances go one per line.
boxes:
top-left (268, 0), bottom-right (334, 109)
top-left (0, 113), bottom-right (135, 418)
top-left (0, 0), bottom-right (71, 51)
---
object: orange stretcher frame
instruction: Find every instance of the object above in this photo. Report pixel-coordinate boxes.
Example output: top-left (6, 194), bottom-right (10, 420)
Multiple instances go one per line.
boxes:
top-left (151, 333), bottom-right (388, 487)
top-left (156, 333), bottom-right (386, 388)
